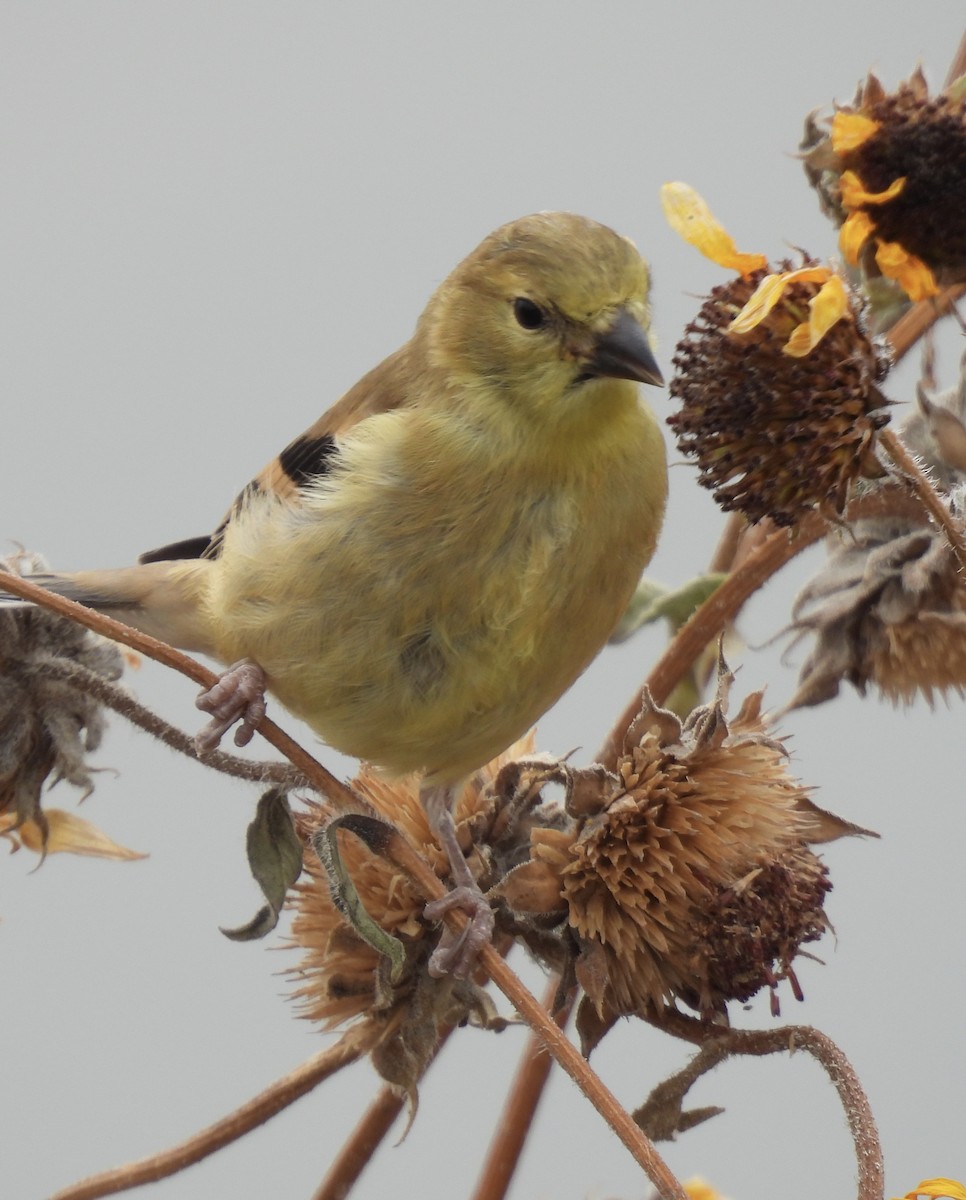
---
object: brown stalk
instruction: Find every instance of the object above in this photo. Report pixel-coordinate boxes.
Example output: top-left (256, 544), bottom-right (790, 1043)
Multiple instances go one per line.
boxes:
top-left (469, 978), bottom-right (573, 1200)
top-left (878, 426), bottom-right (966, 574)
top-left (310, 1087), bottom-right (409, 1200)
top-left (597, 483), bottom-right (936, 768)
top-left (642, 1014), bottom-right (884, 1200)
top-left (48, 1019), bottom-right (390, 1200)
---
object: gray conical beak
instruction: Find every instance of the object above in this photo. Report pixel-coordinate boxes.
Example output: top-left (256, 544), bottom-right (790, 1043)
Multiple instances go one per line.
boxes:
top-left (586, 307), bottom-right (664, 387)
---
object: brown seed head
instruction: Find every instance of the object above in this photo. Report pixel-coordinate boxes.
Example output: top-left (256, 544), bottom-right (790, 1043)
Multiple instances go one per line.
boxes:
top-left (668, 263), bottom-right (890, 525)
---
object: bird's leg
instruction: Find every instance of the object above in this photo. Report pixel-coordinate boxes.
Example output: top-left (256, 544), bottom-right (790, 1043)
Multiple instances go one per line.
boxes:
top-left (421, 784), bottom-right (495, 979)
top-left (195, 658), bottom-right (268, 751)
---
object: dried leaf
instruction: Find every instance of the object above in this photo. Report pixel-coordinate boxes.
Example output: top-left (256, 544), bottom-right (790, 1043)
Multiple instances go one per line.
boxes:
top-left (221, 788), bottom-right (302, 942)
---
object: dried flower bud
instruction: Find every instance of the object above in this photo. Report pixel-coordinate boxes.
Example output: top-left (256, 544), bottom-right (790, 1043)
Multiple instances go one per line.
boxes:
top-left (803, 68), bottom-right (966, 298)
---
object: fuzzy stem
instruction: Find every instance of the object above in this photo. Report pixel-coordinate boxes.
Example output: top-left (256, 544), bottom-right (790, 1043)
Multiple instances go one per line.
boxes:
top-left (878, 427), bottom-right (966, 574)
top-left (469, 978), bottom-right (573, 1200)
top-left (885, 284), bottom-right (965, 362)
top-left (35, 656), bottom-right (309, 789)
top-left (598, 513), bottom-right (824, 767)
top-left (48, 1020), bottom-right (390, 1200)
top-left (310, 1088), bottom-right (408, 1200)
top-left (641, 1016), bottom-right (884, 1200)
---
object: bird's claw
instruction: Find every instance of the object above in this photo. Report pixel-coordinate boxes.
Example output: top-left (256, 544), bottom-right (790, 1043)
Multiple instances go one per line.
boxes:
top-left (195, 659), bottom-right (267, 751)
top-left (424, 885), bottom-right (496, 980)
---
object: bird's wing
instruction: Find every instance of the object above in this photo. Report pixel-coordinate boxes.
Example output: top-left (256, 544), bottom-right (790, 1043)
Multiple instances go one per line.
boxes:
top-left (139, 346), bottom-right (412, 563)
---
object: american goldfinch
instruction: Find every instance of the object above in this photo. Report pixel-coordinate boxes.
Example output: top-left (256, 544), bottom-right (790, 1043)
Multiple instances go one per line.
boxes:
top-left (9, 212), bottom-right (667, 974)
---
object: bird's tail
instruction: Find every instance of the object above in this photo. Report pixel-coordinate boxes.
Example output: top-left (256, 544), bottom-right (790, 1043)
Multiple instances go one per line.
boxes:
top-left (0, 560), bottom-right (216, 653)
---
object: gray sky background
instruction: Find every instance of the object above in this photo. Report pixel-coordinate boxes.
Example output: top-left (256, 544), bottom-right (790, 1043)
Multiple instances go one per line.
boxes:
top-left (3, 5), bottom-right (964, 1199)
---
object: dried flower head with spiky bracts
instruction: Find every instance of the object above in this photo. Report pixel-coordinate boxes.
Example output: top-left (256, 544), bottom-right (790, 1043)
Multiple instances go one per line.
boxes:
top-left (788, 351), bottom-right (966, 710)
top-left (287, 734), bottom-right (562, 1089)
top-left (803, 67), bottom-right (966, 300)
top-left (660, 183), bottom-right (891, 526)
top-left (0, 552), bottom-right (142, 862)
top-left (498, 663), bottom-right (869, 1026)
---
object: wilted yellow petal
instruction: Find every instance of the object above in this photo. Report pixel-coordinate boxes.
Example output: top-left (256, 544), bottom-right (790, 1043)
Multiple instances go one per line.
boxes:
top-left (840, 169), bottom-right (906, 208)
top-left (17, 809), bottom-right (147, 861)
top-left (831, 110), bottom-right (881, 152)
top-left (784, 274), bottom-right (851, 357)
top-left (660, 182), bottom-right (768, 275)
top-left (729, 266), bottom-right (830, 335)
top-left (899, 1180), bottom-right (966, 1200)
top-left (684, 1178), bottom-right (729, 1200)
top-left (875, 241), bottom-right (941, 301)
top-left (840, 210), bottom-right (876, 265)
top-left (728, 273), bottom-right (788, 332)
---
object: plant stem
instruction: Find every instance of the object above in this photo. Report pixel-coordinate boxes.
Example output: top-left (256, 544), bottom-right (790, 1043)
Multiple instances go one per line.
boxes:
top-left (48, 1020), bottom-right (388, 1200)
top-left (878, 426), bottom-right (966, 573)
top-left (469, 978), bottom-right (573, 1200)
top-left (642, 1017), bottom-right (884, 1200)
top-left (310, 1087), bottom-right (408, 1200)
top-left (36, 656), bottom-right (308, 788)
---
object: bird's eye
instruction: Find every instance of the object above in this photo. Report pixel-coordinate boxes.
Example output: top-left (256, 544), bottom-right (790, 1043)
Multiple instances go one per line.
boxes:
top-left (512, 297), bottom-right (546, 330)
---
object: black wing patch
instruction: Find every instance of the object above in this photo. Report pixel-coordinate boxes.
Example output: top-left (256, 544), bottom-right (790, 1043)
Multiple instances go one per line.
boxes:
top-left (277, 433), bottom-right (339, 488)
top-left (138, 535), bottom-right (217, 564)
top-left (137, 433), bottom-right (340, 565)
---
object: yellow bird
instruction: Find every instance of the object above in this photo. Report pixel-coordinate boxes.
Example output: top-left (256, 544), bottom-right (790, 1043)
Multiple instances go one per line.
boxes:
top-left (11, 213), bottom-right (667, 974)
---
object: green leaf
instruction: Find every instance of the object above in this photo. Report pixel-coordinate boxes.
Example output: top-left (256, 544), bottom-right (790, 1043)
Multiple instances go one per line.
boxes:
top-left (221, 788), bottom-right (303, 942)
top-left (611, 573), bottom-right (728, 643)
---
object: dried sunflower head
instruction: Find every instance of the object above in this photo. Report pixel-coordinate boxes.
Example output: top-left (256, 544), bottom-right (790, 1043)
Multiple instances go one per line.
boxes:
top-left (0, 553), bottom-right (135, 858)
top-left (500, 666), bottom-right (866, 1023)
top-left (788, 351), bottom-right (966, 710)
top-left (803, 68), bottom-right (966, 299)
top-left (661, 183), bottom-right (891, 526)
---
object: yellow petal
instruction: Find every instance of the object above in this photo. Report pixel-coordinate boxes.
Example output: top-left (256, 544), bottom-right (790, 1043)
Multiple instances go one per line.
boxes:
top-left (660, 182), bottom-right (768, 275)
top-left (840, 169), bottom-right (906, 208)
top-left (840, 210), bottom-right (876, 265)
top-left (684, 1179), bottom-right (728, 1200)
top-left (899, 1180), bottom-right (966, 1200)
top-left (17, 809), bottom-right (147, 861)
top-left (784, 274), bottom-right (851, 357)
top-left (875, 241), bottom-right (941, 301)
top-left (728, 266), bottom-right (830, 335)
top-left (831, 110), bottom-right (881, 152)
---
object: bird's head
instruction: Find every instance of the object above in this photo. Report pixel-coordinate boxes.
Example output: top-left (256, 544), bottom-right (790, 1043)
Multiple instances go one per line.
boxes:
top-left (417, 212), bottom-right (662, 431)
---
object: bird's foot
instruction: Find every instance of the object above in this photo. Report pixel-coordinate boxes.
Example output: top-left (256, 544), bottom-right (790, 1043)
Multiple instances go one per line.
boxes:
top-left (195, 659), bottom-right (267, 751)
top-left (420, 784), bottom-right (496, 980)
top-left (424, 884), bottom-right (496, 980)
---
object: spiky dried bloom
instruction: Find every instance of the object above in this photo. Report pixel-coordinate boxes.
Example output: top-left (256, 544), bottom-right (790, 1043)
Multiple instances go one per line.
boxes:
top-left (287, 734), bottom-right (538, 1031)
top-left (803, 68), bottom-right (966, 298)
top-left (0, 555), bottom-right (126, 852)
top-left (668, 261), bottom-right (890, 525)
top-left (500, 670), bottom-right (862, 1020)
top-left (789, 356), bottom-right (966, 709)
